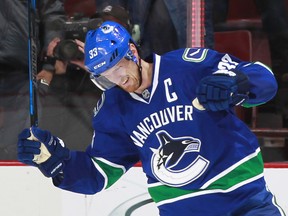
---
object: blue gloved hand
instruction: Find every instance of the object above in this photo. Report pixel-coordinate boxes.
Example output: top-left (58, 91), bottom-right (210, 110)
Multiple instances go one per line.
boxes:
top-left (18, 126), bottom-right (70, 177)
top-left (196, 70), bottom-right (250, 111)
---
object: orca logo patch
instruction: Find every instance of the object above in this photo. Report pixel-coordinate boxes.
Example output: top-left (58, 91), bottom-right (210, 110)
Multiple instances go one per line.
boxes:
top-left (150, 130), bottom-right (210, 187)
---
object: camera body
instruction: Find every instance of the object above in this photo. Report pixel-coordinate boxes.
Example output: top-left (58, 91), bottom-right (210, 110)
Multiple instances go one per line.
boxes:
top-left (54, 16), bottom-right (103, 61)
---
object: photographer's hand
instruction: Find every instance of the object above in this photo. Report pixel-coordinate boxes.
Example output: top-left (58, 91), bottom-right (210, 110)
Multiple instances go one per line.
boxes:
top-left (47, 37), bottom-right (61, 56)
top-left (70, 39), bottom-right (86, 70)
top-left (74, 39), bottom-right (85, 53)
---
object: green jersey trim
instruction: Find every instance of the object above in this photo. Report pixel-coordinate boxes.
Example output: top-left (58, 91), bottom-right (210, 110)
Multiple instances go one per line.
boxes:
top-left (242, 102), bottom-right (264, 108)
top-left (92, 157), bottom-right (126, 189)
top-left (148, 148), bottom-right (264, 206)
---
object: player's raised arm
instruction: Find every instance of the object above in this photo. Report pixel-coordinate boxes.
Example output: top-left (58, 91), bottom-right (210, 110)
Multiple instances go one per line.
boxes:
top-left (193, 49), bottom-right (277, 111)
top-left (196, 69), bottom-right (250, 111)
top-left (234, 61), bottom-right (278, 107)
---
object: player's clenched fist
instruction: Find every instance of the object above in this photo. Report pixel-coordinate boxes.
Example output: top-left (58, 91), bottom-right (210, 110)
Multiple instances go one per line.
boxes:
top-left (196, 70), bottom-right (250, 111)
top-left (17, 126), bottom-right (70, 177)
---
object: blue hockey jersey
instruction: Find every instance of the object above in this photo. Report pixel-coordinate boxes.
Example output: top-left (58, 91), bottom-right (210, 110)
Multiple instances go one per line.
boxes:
top-left (53, 48), bottom-right (278, 215)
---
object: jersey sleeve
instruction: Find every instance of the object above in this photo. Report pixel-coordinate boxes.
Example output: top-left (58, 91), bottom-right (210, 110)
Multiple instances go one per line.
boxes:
top-left (53, 131), bottom-right (139, 195)
top-left (182, 48), bottom-right (278, 107)
top-left (235, 61), bottom-right (277, 107)
top-left (53, 92), bottom-right (140, 194)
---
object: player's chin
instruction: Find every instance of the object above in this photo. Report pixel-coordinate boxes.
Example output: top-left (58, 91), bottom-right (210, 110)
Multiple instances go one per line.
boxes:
top-left (120, 84), bottom-right (138, 93)
top-left (120, 81), bottom-right (140, 93)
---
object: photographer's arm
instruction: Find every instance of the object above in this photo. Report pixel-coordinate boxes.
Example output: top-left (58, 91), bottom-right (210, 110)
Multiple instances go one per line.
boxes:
top-left (39, 0), bottom-right (65, 50)
top-left (37, 0), bottom-right (66, 86)
top-left (37, 38), bottom-right (86, 86)
top-left (37, 38), bottom-right (67, 86)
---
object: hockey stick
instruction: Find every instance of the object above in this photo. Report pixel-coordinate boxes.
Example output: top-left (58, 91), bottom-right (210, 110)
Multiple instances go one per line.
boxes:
top-left (27, 0), bottom-right (38, 126)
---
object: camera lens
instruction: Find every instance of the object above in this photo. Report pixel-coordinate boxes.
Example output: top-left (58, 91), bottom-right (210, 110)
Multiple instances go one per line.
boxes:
top-left (53, 40), bottom-right (84, 61)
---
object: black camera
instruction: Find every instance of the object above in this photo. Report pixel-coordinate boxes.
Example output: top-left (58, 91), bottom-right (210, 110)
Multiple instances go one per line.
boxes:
top-left (53, 16), bottom-right (103, 61)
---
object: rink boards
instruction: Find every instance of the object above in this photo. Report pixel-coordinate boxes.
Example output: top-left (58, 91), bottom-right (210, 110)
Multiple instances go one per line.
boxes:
top-left (0, 162), bottom-right (287, 216)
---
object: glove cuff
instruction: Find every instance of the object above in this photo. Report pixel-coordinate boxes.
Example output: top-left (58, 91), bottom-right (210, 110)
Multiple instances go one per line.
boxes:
top-left (230, 69), bottom-right (250, 106)
top-left (39, 148), bottom-right (70, 177)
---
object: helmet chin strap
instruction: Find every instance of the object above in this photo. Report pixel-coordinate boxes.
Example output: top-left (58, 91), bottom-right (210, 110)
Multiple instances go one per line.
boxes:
top-left (126, 49), bottom-right (143, 89)
top-left (135, 57), bottom-right (150, 99)
top-left (136, 58), bottom-right (143, 88)
top-left (126, 49), bottom-right (150, 98)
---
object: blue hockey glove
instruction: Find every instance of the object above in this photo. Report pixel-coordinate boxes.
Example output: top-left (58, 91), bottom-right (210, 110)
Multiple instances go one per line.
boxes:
top-left (196, 70), bottom-right (250, 111)
top-left (17, 126), bottom-right (70, 177)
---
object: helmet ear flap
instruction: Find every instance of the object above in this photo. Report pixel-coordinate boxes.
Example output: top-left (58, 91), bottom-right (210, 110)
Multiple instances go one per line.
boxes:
top-left (125, 49), bottom-right (138, 63)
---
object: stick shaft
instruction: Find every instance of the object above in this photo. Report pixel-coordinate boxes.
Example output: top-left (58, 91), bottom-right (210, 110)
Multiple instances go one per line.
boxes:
top-left (27, 0), bottom-right (38, 127)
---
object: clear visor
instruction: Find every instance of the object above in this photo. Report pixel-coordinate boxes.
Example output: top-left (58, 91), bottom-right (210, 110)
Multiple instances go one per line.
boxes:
top-left (89, 58), bottom-right (130, 91)
top-left (90, 74), bottom-right (116, 91)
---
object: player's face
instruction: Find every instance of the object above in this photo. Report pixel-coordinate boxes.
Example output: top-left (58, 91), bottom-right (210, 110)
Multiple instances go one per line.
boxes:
top-left (101, 58), bottom-right (140, 92)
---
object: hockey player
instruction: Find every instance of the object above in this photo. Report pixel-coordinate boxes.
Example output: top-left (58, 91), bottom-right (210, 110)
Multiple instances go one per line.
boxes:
top-left (17, 21), bottom-right (286, 215)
